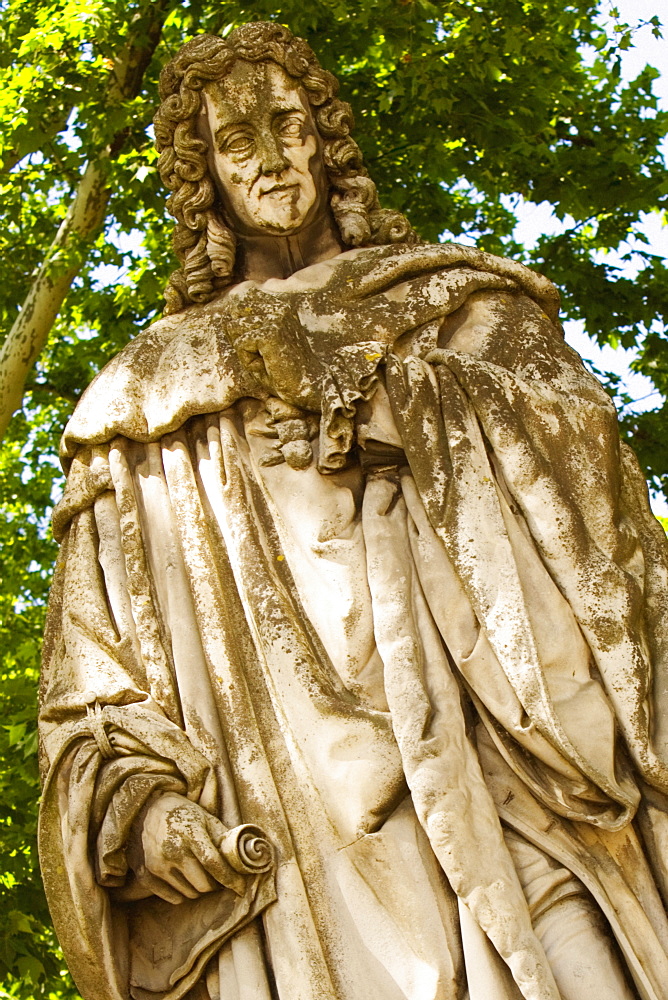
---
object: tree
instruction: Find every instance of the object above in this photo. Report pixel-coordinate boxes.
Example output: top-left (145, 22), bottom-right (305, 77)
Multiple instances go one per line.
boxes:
top-left (0, 1), bottom-right (666, 995)
top-left (0, 0), bottom-right (172, 441)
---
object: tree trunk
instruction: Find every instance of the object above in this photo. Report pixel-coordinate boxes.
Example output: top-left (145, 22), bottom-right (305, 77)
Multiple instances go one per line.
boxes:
top-left (0, 0), bottom-right (173, 441)
top-left (0, 161), bottom-right (109, 438)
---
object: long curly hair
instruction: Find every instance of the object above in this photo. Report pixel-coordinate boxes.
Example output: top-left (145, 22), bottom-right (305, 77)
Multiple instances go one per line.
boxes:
top-left (154, 21), bottom-right (419, 313)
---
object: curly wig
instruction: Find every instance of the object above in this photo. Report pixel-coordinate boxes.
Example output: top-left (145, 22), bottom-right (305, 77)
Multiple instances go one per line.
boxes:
top-left (154, 21), bottom-right (419, 313)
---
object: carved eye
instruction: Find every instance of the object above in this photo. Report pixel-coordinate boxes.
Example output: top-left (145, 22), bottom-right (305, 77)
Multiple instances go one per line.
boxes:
top-left (278, 117), bottom-right (303, 139)
top-left (224, 133), bottom-right (253, 154)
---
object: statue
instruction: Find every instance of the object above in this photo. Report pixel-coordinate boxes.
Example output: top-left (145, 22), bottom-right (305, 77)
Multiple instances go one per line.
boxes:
top-left (38, 21), bottom-right (668, 1000)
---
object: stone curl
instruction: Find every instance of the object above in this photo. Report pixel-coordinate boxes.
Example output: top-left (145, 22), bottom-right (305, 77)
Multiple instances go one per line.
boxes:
top-left (154, 21), bottom-right (419, 313)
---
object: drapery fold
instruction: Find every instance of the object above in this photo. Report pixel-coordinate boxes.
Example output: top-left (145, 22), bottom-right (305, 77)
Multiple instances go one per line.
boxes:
top-left (41, 242), bottom-right (668, 1000)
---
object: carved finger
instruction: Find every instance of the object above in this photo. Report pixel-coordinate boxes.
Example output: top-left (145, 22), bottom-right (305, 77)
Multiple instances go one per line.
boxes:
top-left (135, 867), bottom-right (187, 906)
top-left (160, 866), bottom-right (201, 899)
top-left (179, 855), bottom-right (220, 895)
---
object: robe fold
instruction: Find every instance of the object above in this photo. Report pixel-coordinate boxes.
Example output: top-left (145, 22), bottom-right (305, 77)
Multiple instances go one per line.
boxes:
top-left (40, 243), bottom-right (668, 1000)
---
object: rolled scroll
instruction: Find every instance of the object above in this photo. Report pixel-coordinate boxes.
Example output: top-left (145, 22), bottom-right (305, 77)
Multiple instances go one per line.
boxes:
top-left (219, 824), bottom-right (274, 875)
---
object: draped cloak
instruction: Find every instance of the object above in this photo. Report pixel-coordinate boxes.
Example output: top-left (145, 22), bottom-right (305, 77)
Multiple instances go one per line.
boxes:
top-left (38, 243), bottom-right (668, 1000)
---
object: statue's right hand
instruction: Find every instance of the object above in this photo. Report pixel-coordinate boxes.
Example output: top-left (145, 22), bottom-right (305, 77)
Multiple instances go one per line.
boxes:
top-left (129, 791), bottom-right (248, 905)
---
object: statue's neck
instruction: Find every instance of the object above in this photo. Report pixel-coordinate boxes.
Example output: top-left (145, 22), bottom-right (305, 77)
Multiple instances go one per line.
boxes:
top-left (234, 210), bottom-right (345, 282)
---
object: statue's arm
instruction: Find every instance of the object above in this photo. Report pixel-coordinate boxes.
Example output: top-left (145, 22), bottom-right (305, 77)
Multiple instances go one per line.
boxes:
top-left (40, 476), bottom-right (244, 904)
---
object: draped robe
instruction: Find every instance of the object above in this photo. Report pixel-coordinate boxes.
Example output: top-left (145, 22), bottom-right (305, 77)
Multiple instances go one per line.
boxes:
top-left (39, 243), bottom-right (668, 1000)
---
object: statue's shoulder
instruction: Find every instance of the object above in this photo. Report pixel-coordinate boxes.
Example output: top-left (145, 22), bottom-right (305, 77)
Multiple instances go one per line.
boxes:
top-left (60, 296), bottom-right (260, 459)
top-left (325, 242), bottom-right (561, 325)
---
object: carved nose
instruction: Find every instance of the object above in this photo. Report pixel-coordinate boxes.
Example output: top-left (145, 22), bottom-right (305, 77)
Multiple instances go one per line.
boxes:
top-left (257, 132), bottom-right (289, 175)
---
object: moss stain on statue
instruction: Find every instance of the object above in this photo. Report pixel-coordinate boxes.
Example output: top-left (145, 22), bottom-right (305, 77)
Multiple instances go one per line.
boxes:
top-left (38, 20), bottom-right (668, 1000)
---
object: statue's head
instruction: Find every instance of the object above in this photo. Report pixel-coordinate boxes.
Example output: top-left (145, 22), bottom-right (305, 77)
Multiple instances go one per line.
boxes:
top-left (154, 22), bottom-right (418, 313)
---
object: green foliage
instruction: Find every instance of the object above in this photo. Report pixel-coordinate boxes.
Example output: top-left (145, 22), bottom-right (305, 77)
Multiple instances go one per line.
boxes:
top-left (0, 404), bottom-right (69, 996)
top-left (0, 1), bottom-right (667, 995)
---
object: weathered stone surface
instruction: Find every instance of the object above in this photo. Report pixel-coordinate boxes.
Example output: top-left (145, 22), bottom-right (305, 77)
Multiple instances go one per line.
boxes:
top-left (39, 20), bottom-right (668, 1000)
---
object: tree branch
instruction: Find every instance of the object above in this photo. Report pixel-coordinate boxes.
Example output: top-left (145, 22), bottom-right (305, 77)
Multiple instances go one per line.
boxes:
top-left (0, 0), bottom-right (174, 442)
top-left (1, 107), bottom-right (73, 174)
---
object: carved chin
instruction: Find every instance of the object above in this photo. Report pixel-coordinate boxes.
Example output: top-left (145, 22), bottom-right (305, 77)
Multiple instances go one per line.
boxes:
top-left (253, 189), bottom-right (315, 233)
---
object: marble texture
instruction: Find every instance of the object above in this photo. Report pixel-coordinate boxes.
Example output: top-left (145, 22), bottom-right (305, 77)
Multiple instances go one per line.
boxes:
top-left (39, 20), bottom-right (668, 1000)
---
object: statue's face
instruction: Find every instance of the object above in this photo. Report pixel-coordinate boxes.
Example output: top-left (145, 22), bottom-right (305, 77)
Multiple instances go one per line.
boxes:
top-left (201, 60), bottom-right (327, 237)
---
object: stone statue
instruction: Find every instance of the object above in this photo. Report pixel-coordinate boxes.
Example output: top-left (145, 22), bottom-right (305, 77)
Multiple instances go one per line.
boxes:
top-left (38, 21), bottom-right (668, 1000)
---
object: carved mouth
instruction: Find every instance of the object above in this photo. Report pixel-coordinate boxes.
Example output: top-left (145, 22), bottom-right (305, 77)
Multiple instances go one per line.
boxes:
top-left (260, 183), bottom-right (299, 196)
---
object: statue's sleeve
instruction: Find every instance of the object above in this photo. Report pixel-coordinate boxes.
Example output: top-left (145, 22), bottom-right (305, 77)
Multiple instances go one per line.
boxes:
top-left (38, 444), bottom-right (274, 1000)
